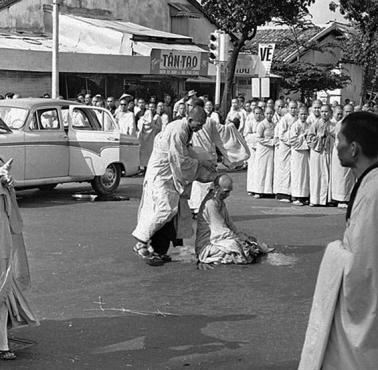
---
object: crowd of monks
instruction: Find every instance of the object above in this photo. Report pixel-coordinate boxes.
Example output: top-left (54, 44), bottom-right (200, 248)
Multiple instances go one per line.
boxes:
top-left (230, 98), bottom-right (356, 207)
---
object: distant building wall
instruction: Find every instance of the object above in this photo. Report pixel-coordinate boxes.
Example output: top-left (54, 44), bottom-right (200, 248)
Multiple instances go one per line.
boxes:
top-left (0, 70), bottom-right (51, 96)
top-left (0, 0), bottom-right (215, 45)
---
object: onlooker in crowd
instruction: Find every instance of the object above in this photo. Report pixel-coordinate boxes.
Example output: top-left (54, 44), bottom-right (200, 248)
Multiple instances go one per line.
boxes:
top-left (330, 104), bottom-right (355, 207)
top-left (173, 102), bottom-right (186, 120)
top-left (156, 101), bottom-right (169, 131)
top-left (226, 98), bottom-right (246, 134)
top-left (115, 98), bottom-right (136, 136)
top-left (252, 107), bottom-right (276, 197)
top-left (299, 111), bottom-right (378, 370)
top-left (246, 106), bottom-right (264, 196)
top-left (289, 106), bottom-right (310, 205)
top-left (134, 98), bottom-right (147, 122)
top-left (84, 93), bottom-right (92, 105)
top-left (274, 100), bottom-right (297, 201)
top-left (308, 104), bottom-right (333, 206)
top-left (163, 93), bottom-right (173, 121)
top-left (137, 102), bottom-right (162, 171)
top-left (0, 158), bottom-right (38, 360)
top-left (106, 96), bottom-right (117, 115)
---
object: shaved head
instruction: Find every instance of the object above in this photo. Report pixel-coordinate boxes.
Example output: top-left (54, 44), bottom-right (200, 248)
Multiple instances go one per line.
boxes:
top-left (216, 174), bottom-right (233, 189)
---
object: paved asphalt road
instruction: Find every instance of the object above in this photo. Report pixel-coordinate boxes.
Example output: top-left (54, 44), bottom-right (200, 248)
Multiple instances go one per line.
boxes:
top-left (4, 171), bottom-right (345, 370)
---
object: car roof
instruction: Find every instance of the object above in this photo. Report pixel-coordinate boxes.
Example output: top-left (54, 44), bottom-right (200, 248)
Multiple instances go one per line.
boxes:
top-left (0, 98), bottom-right (82, 109)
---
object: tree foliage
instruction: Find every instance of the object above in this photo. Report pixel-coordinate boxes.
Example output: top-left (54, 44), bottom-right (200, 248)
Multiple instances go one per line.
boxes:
top-left (330, 0), bottom-right (378, 103)
top-left (271, 19), bottom-right (351, 101)
top-left (273, 61), bottom-right (351, 100)
top-left (201, 0), bottom-right (315, 115)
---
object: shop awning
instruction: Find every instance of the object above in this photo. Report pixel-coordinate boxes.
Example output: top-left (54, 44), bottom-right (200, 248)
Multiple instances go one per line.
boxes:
top-left (168, 3), bottom-right (201, 18)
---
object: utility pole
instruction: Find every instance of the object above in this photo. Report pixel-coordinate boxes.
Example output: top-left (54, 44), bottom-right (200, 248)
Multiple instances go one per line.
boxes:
top-left (52, 0), bottom-right (62, 99)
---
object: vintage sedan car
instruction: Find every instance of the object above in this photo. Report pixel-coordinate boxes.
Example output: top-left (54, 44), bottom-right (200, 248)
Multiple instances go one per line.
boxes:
top-left (0, 98), bottom-right (140, 195)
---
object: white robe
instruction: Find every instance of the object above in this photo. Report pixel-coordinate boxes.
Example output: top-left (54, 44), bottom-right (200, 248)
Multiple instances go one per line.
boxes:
top-left (245, 117), bottom-right (261, 193)
top-left (132, 119), bottom-right (199, 242)
top-left (330, 121), bottom-right (355, 202)
top-left (274, 113), bottom-right (297, 195)
top-left (308, 119), bottom-right (333, 205)
top-left (137, 112), bottom-right (162, 167)
top-left (188, 113), bottom-right (231, 212)
top-left (300, 167), bottom-right (378, 370)
top-left (195, 194), bottom-right (256, 264)
top-left (289, 119), bottom-right (310, 198)
top-left (116, 111), bottom-right (136, 136)
top-left (226, 108), bottom-right (246, 135)
top-left (253, 119), bottom-right (275, 194)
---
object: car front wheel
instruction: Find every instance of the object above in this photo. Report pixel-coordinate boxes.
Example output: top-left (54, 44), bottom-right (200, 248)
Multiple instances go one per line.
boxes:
top-left (91, 164), bottom-right (121, 195)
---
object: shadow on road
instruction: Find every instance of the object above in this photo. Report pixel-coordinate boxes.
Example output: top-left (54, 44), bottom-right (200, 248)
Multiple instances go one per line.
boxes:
top-left (7, 313), bottom-right (280, 370)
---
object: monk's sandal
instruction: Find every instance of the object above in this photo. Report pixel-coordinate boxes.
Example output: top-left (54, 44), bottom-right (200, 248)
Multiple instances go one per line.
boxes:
top-left (133, 242), bottom-right (150, 258)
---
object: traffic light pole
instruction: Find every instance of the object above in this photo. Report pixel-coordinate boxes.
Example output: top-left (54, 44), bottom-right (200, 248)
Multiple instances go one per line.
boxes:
top-left (215, 61), bottom-right (222, 105)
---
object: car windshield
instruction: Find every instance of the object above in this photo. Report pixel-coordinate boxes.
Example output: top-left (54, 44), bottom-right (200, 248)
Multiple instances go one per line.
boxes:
top-left (0, 107), bottom-right (28, 129)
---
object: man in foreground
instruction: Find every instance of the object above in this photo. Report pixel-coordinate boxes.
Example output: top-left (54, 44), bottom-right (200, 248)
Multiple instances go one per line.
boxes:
top-left (132, 106), bottom-right (216, 266)
top-left (195, 174), bottom-right (273, 267)
top-left (299, 111), bottom-right (378, 370)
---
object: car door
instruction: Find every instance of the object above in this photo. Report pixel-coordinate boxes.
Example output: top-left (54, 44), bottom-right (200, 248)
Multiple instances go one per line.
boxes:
top-left (24, 107), bottom-right (69, 180)
top-left (67, 106), bottom-right (120, 177)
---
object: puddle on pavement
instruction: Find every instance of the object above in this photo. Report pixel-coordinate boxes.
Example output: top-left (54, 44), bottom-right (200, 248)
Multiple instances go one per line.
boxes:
top-left (171, 245), bottom-right (196, 263)
top-left (262, 252), bottom-right (298, 266)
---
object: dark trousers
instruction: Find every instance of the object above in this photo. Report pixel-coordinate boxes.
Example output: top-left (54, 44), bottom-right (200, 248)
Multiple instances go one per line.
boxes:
top-left (150, 219), bottom-right (177, 255)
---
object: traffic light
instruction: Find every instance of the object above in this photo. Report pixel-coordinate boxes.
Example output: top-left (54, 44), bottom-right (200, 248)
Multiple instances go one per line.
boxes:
top-left (208, 31), bottom-right (228, 63)
top-left (209, 32), bottom-right (220, 62)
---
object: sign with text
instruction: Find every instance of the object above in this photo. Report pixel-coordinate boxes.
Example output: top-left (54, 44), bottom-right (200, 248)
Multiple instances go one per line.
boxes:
top-left (258, 43), bottom-right (275, 76)
top-left (150, 49), bottom-right (208, 76)
top-left (234, 53), bottom-right (266, 77)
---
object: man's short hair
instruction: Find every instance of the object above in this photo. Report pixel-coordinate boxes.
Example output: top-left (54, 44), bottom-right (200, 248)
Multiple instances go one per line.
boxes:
top-left (342, 112), bottom-right (378, 158)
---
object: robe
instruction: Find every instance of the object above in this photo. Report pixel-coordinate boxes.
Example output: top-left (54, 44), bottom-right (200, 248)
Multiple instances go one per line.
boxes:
top-left (0, 181), bottom-right (38, 350)
top-left (253, 119), bottom-right (275, 194)
top-left (188, 114), bottom-right (232, 213)
top-left (217, 122), bottom-right (250, 168)
top-left (299, 166), bottom-right (378, 370)
top-left (195, 193), bottom-right (259, 264)
top-left (245, 117), bottom-right (261, 193)
top-left (137, 111), bottom-right (162, 167)
top-left (274, 113), bottom-right (297, 195)
top-left (308, 119), bottom-right (333, 205)
top-left (330, 121), bottom-right (355, 202)
top-left (226, 108), bottom-right (246, 135)
top-left (116, 111), bottom-right (136, 136)
top-left (289, 119), bottom-right (310, 198)
top-left (132, 119), bottom-right (200, 243)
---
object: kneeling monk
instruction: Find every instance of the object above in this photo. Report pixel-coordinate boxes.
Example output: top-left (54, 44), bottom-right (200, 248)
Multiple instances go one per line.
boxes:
top-left (195, 174), bottom-right (274, 265)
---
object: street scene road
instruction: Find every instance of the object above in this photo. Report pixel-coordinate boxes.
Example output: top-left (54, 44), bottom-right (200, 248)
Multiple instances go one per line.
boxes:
top-left (6, 170), bottom-right (345, 370)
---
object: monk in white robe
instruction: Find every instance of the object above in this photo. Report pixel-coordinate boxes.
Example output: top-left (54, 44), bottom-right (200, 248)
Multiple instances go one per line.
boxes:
top-left (289, 106), bottom-right (310, 205)
top-left (299, 111), bottom-right (378, 370)
top-left (226, 98), bottom-right (246, 135)
top-left (195, 175), bottom-right (273, 266)
top-left (189, 101), bottom-right (233, 213)
top-left (132, 107), bottom-right (216, 265)
top-left (330, 105), bottom-right (355, 206)
top-left (272, 99), bottom-right (285, 125)
top-left (306, 99), bottom-right (322, 127)
top-left (245, 107), bottom-right (264, 196)
top-left (137, 103), bottom-right (162, 169)
top-left (0, 159), bottom-right (38, 360)
top-left (274, 101), bottom-right (297, 200)
top-left (308, 104), bottom-right (333, 206)
top-left (252, 108), bottom-right (276, 195)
